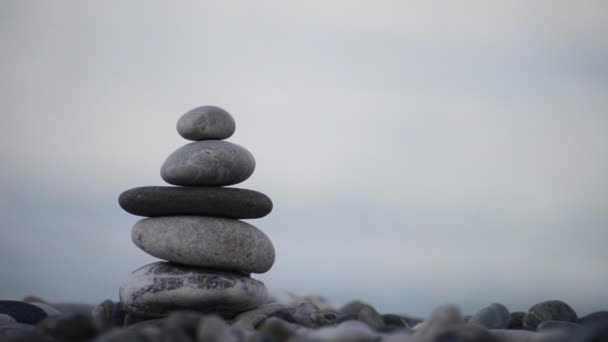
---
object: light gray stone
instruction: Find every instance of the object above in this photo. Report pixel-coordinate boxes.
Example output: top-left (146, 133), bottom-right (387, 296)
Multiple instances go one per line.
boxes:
top-left (469, 302), bottom-right (510, 329)
top-left (131, 216), bottom-right (275, 274)
top-left (177, 106), bottom-right (236, 141)
top-left (119, 262), bottom-right (269, 318)
top-left (160, 141), bottom-right (255, 186)
top-left (232, 303), bottom-right (291, 330)
top-left (490, 329), bottom-right (570, 342)
top-left (414, 305), bottom-right (464, 338)
top-left (306, 320), bottom-right (378, 341)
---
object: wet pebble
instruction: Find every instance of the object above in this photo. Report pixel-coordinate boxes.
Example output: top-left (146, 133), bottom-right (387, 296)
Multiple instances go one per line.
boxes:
top-left (37, 313), bottom-right (98, 342)
top-left (0, 301), bottom-right (48, 324)
top-left (469, 302), bottom-right (510, 329)
top-left (232, 303), bottom-right (291, 330)
top-left (306, 320), bottom-right (377, 341)
top-left (524, 300), bottom-right (578, 329)
top-left (508, 311), bottom-right (526, 329)
top-left (92, 299), bottom-right (115, 331)
top-left (537, 320), bottom-right (582, 335)
top-left (579, 311), bottom-right (608, 325)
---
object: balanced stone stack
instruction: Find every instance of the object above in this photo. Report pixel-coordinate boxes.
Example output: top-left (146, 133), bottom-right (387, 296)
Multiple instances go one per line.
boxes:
top-left (118, 106), bottom-right (275, 318)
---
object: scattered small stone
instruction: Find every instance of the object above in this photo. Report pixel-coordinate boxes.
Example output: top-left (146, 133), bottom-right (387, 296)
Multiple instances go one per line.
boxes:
top-left (0, 300), bottom-right (48, 325)
top-left (165, 310), bottom-right (204, 337)
top-left (292, 302), bottom-right (320, 328)
top-left (436, 323), bottom-right (500, 342)
top-left (579, 311), bottom-right (608, 325)
top-left (232, 303), bottom-right (291, 330)
top-left (358, 306), bottom-right (385, 330)
top-left (37, 313), bottom-right (98, 342)
top-left (306, 320), bottom-right (378, 341)
top-left (508, 311), bottom-right (526, 329)
top-left (334, 314), bottom-right (359, 325)
top-left (258, 317), bottom-right (297, 342)
top-left (339, 300), bottom-right (373, 316)
top-left (523, 300), bottom-right (578, 329)
top-left (0, 323), bottom-right (56, 342)
top-left (177, 105), bottom-right (236, 141)
top-left (572, 319), bottom-right (608, 342)
top-left (288, 293), bottom-right (336, 311)
top-left (111, 302), bottom-right (128, 327)
top-left (469, 302), bottom-right (510, 329)
top-left (196, 315), bottom-right (231, 342)
top-left (414, 305), bottom-right (464, 338)
top-left (490, 328), bottom-right (570, 342)
top-left (381, 314), bottom-right (410, 328)
top-left (92, 299), bottom-right (115, 331)
top-left (537, 320), bottom-right (582, 335)
top-left (310, 310), bottom-right (341, 327)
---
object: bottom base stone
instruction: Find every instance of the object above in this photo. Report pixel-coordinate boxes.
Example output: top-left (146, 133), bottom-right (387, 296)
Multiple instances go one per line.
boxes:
top-left (119, 262), bottom-right (268, 318)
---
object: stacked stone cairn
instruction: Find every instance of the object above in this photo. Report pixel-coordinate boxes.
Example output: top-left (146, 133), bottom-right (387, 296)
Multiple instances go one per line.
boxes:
top-left (118, 105), bottom-right (275, 318)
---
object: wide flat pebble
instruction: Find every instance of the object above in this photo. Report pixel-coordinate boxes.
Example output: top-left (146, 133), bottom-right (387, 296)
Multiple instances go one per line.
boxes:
top-left (119, 262), bottom-right (269, 318)
top-left (132, 216), bottom-right (275, 274)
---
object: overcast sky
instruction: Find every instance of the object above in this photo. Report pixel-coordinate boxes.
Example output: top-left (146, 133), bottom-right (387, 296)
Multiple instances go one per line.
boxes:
top-left (1, 1), bottom-right (607, 316)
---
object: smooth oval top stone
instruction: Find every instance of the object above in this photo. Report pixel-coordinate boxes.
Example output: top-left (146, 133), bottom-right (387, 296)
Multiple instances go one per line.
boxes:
top-left (523, 300), bottom-right (578, 329)
top-left (177, 106), bottom-right (236, 141)
top-left (132, 216), bottom-right (275, 274)
top-left (119, 186), bottom-right (272, 219)
top-left (119, 262), bottom-right (268, 318)
top-left (161, 141), bottom-right (255, 186)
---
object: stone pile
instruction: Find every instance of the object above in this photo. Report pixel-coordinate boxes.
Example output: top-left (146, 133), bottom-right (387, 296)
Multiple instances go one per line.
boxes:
top-left (118, 105), bottom-right (275, 318)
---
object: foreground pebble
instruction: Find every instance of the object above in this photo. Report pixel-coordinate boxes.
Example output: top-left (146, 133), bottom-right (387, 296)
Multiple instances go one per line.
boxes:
top-left (469, 302), bottom-right (510, 329)
top-left (523, 300), bottom-right (578, 329)
top-left (0, 298), bottom-right (605, 342)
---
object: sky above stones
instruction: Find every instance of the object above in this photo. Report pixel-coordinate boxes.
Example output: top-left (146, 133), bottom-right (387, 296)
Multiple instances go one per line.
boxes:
top-left (1, 1), bottom-right (607, 316)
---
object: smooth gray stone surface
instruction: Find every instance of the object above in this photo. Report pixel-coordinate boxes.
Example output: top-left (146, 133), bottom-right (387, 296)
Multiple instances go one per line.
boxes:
top-left (132, 216), bottom-right (275, 274)
top-left (119, 186), bottom-right (272, 219)
top-left (469, 302), bottom-right (510, 329)
top-left (177, 106), bottom-right (236, 141)
top-left (161, 141), bottom-right (255, 186)
top-left (523, 300), bottom-right (578, 329)
top-left (538, 320), bottom-right (582, 334)
top-left (119, 262), bottom-right (268, 318)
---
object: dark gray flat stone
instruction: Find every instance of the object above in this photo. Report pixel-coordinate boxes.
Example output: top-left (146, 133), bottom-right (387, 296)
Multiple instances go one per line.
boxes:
top-left (177, 105), bottom-right (236, 141)
top-left (0, 301), bottom-right (47, 325)
top-left (119, 186), bottom-right (272, 219)
top-left (161, 141), bottom-right (255, 186)
top-left (132, 216), bottom-right (275, 274)
top-left (119, 262), bottom-right (268, 318)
